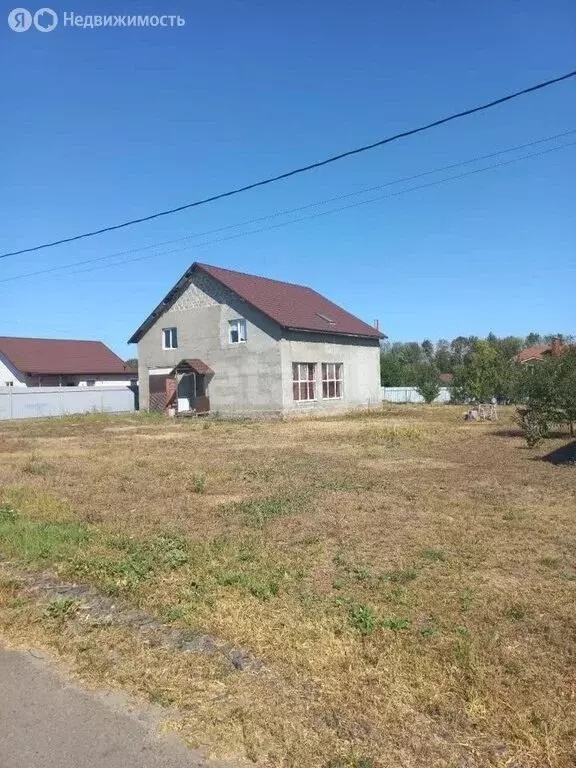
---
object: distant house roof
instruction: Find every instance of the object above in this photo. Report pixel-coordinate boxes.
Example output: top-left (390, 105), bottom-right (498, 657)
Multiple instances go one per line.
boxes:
top-left (128, 262), bottom-right (385, 343)
top-left (515, 344), bottom-right (552, 363)
top-left (439, 373), bottom-right (454, 384)
top-left (0, 337), bottom-right (135, 376)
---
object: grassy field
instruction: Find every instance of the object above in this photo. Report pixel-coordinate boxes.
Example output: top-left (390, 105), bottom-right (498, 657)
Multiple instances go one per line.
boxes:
top-left (0, 406), bottom-right (575, 767)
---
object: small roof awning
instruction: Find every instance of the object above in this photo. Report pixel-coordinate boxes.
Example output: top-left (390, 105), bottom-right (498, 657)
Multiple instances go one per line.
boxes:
top-left (169, 359), bottom-right (214, 376)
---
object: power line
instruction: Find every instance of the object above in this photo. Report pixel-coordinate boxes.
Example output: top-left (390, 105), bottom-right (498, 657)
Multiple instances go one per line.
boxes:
top-left (4, 138), bottom-right (574, 285)
top-left (2, 70), bottom-right (575, 260)
top-left (2, 129), bottom-right (574, 285)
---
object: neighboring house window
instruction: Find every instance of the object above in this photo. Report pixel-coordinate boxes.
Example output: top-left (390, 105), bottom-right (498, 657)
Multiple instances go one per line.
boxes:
top-left (229, 319), bottom-right (247, 344)
top-left (4, 381), bottom-right (13, 387)
top-left (162, 327), bottom-right (178, 349)
top-left (322, 363), bottom-right (343, 399)
top-left (292, 363), bottom-right (316, 401)
top-left (86, 379), bottom-right (96, 387)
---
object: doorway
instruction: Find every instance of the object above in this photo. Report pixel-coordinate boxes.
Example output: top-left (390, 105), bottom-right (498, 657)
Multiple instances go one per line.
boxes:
top-left (177, 374), bottom-right (195, 412)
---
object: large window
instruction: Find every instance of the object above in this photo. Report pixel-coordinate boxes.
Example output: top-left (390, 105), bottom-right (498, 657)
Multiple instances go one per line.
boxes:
top-left (322, 363), bottom-right (343, 399)
top-left (229, 319), bottom-right (247, 344)
top-left (162, 327), bottom-right (178, 349)
top-left (292, 363), bottom-right (316, 401)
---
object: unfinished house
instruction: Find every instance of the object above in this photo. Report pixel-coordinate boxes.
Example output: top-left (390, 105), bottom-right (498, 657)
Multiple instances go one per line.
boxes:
top-left (128, 262), bottom-right (384, 416)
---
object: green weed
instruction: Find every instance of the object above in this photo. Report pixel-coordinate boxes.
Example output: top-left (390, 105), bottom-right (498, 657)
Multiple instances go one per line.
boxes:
top-left (192, 473), bottom-right (206, 493)
top-left (506, 602), bottom-right (528, 621)
top-left (383, 568), bottom-right (418, 585)
top-left (381, 618), bottom-right (410, 631)
top-left (45, 596), bottom-right (79, 620)
top-left (0, 516), bottom-right (90, 562)
top-left (0, 505), bottom-right (18, 523)
top-left (216, 570), bottom-right (280, 601)
top-left (234, 496), bottom-right (298, 526)
top-left (348, 604), bottom-right (377, 635)
top-left (421, 548), bottom-right (446, 563)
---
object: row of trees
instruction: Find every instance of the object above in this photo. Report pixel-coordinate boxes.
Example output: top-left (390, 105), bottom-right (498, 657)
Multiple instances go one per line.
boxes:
top-left (380, 333), bottom-right (571, 388)
top-left (380, 334), bottom-right (576, 445)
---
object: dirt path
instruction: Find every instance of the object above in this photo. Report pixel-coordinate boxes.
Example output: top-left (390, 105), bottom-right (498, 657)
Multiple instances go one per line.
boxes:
top-left (0, 645), bottom-right (229, 768)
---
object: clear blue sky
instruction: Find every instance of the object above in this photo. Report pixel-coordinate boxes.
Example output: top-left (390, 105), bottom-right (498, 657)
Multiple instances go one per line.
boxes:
top-left (2, 0), bottom-right (575, 359)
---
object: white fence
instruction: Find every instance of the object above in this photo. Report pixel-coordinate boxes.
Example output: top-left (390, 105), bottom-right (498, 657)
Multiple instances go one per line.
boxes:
top-left (380, 386), bottom-right (451, 404)
top-left (0, 386), bottom-right (136, 421)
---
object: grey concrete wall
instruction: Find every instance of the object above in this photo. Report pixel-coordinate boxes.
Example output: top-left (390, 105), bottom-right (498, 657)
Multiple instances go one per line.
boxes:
top-left (136, 271), bottom-right (285, 414)
top-left (280, 332), bottom-right (381, 413)
top-left (0, 387), bottom-right (135, 421)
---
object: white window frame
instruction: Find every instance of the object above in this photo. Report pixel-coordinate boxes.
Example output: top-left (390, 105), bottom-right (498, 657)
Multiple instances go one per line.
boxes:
top-left (162, 327), bottom-right (178, 350)
top-left (321, 363), bottom-right (343, 399)
top-left (292, 363), bottom-right (317, 402)
top-left (228, 318), bottom-right (247, 344)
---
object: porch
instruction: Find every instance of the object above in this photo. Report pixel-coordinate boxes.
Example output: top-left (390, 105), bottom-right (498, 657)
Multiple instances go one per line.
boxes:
top-left (166, 359), bottom-right (213, 416)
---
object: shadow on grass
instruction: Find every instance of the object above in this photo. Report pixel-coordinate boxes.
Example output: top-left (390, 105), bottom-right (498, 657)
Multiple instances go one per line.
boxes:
top-left (538, 440), bottom-right (576, 466)
top-left (491, 428), bottom-right (571, 439)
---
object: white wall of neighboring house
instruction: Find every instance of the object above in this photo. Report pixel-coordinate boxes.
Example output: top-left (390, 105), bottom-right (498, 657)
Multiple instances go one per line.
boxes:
top-left (76, 376), bottom-right (136, 387)
top-left (0, 356), bottom-right (135, 388)
top-left (0, 353), bottom-right (27, 386)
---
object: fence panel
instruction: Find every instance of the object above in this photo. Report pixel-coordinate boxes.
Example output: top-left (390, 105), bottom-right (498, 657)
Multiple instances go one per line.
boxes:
top-left (380, 386), bottom-right (451, 404)
top-left (0, 386), bottom-right (136, 421)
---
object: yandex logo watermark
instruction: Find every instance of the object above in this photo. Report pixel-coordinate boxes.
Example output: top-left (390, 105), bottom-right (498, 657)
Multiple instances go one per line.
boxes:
top-left (7, 7), bottom-right (185, 31)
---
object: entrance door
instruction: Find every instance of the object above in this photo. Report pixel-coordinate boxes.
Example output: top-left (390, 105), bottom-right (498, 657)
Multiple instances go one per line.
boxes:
top-left (194, 374), bottom-right (210, 413)
top-left (177, 374), bottom-right (195, 412)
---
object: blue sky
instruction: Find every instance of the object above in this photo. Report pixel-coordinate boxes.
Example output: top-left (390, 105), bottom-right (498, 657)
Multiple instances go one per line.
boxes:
top-left (2, 0), bottom-right (575, 359)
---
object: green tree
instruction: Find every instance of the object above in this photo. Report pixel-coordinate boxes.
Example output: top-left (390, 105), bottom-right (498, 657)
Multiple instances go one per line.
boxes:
top-left (525, 332), bottom-right (542, 347)
top-left (421, 339), bottom-right (434, 362)
top-left (434, 339), bottom-right (453, 374)
top-left (414, 363), bottom-right (441, 404)
top-left (452, 341), bottom-right (508, 402)
top-left (125, 358), bottom-right (138, 369)
top-left (515, 348), bottom-right (576, 444)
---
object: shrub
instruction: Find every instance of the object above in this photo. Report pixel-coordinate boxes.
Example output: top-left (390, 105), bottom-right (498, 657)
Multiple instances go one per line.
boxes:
top-left (414, 363), bottom-right (441, 404)
top-left (515, 407), bottom-right (549, 447)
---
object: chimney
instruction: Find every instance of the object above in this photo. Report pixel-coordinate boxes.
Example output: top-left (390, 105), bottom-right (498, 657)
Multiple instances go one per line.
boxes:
top-left (374, 320), bottom-right (379, 331)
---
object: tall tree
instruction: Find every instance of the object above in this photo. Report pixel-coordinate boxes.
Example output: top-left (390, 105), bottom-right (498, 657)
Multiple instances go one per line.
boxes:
top-left (421, 339), bottom-right (434, 362)
top-left (452, 341), bottom-right (509, 402)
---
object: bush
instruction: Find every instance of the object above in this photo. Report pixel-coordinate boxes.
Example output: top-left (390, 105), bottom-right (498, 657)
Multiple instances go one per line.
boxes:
top-left (414, 363), bottom-right (441, 404)
top-left (515, 407), bottom-right (549, 448)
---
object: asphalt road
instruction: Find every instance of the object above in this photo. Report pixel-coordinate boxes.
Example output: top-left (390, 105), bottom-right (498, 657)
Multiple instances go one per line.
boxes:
top-left (0, 646), bottom-right (215, 768)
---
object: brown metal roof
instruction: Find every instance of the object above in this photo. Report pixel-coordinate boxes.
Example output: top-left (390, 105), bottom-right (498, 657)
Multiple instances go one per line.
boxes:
top-left (0, 336), bottom-right (134, 376)
top-left (169, 359), bottom-right (214, 376)
top-left (128, 262), bottom-right (385, 343)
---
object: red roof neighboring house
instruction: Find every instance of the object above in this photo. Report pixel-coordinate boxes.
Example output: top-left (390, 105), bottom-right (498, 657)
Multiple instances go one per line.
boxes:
top-left (439, 373), bottom-right (454, 385)
top-left (0, 337), bottom-right (135, 376)
top-left (129, 262), bottom-right (385, 343)
top-left (515, 339), bottom-right (566, 363)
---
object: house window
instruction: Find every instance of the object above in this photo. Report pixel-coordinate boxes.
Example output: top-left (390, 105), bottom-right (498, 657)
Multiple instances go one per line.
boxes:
top-left (162, 327), bottom-right (178, 349)
top-left (292, 363), bottom-right (316, 401)
top-left (86, 379), bottom-right (96, 387)
top-left (322, 363), bottom-right (343, 399)
top-left (229, 319), bottom-right (247, 344)
top-left (4, 381), bottom-right (13, 387)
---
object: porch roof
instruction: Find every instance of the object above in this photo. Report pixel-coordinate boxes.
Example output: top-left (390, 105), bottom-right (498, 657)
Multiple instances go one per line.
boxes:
top-left (169, 359), bottom-right (214, 376)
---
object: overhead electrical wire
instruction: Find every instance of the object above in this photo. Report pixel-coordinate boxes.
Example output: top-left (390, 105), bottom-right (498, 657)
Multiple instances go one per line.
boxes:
top-left (2, 127), bottom-right (573, 284)
top-left (3, 136), bottom-right (573, 285)
top-left (2, 70), bottom-right (575, 260)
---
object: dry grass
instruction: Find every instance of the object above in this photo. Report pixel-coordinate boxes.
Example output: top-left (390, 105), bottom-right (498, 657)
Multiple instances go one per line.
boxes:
top-left (1, 406), bottom-right (575, 767)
